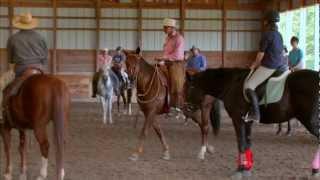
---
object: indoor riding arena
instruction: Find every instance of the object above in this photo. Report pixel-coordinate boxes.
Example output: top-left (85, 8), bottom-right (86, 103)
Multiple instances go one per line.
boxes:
top-left (0, 0), bottom-right (319, 180)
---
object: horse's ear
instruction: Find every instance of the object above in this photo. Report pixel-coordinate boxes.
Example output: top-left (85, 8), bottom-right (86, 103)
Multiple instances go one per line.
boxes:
top-left (136, 47), bottom-right (141, 55)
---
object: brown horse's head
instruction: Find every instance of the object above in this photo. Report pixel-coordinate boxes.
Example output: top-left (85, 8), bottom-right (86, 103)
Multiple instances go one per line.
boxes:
top-left (123, 47), bottom-right (142, 78)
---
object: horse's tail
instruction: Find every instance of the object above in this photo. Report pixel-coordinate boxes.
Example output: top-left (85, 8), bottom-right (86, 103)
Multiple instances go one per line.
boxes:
top-left (210, 100), bottom-right (221, 136)
top-left (52, 81), bottom-right (70, 180)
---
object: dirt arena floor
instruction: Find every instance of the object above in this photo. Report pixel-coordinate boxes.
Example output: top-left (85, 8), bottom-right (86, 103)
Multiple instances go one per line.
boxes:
top-left (0, 102), bottom-right (318, 180)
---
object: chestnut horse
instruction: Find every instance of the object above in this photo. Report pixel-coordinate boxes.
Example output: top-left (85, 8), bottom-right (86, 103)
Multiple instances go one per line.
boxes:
top-left (124, 48), bottom-right (220, 161)
top-left (0, 71), bottom-right (70, 180)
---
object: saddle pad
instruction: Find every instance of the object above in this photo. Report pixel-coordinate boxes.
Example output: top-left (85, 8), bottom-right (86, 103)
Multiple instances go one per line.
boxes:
top-left (259, 70), bottom-right (291, 105)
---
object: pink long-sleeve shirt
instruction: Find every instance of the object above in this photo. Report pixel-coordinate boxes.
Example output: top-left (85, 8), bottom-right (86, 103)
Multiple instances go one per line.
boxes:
top-left (97, 54), bottom-right (112, 70)
top-left (163, 32), bottom-right (185, 61)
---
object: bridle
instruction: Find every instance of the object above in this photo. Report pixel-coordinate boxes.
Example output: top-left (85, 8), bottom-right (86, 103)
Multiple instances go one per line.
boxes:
top-left (127, 55), bottom-right (162, 104)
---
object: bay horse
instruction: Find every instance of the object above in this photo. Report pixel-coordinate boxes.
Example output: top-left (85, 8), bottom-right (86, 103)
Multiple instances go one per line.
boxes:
top-left (0, 70), bottom-right (70, 180)
top-left (124, 48), bottom-right (220, 161)
top-left (190, 68), bottom-right (319, 178)
top-left (115, 71), bottom-right (133, 116)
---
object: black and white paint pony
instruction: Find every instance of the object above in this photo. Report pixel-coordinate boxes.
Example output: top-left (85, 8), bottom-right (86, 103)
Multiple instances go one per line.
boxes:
top-left (96, 64), bottom-right (120, 124)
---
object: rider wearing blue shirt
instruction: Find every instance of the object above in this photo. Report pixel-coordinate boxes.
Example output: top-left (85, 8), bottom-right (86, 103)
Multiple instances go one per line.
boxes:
top-left (186, 46), bottom-right (207, 76)
top-left (244, 10), bottom-right (288, 122)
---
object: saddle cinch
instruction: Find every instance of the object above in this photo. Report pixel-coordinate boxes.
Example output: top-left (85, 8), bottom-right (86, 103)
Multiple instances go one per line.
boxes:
top-left (244, 70), bottom-right (291, 105)
top-left (2, 68), bottom-right (43, 119)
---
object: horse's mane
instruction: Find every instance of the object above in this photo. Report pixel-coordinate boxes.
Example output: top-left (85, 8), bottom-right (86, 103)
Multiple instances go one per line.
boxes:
top-left (204, 68), bottom-right (250, 80)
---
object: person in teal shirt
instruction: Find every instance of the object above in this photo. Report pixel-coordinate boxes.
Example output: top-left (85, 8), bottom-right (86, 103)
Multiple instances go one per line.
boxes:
top-left (288, 36), bottom-right (304, 71)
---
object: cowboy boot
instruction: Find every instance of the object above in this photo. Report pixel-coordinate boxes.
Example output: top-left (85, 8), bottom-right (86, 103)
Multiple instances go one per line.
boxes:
top-left (245, 89), bottom-right (261, 122)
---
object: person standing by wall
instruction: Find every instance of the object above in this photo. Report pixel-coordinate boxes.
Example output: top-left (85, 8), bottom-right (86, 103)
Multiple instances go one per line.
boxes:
top-left (288, 36), bottom-right (304, 71)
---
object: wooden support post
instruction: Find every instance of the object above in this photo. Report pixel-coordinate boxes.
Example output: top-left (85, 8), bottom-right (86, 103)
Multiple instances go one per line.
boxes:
top-left (179, 0), bottom-right (185, 36)
top-left (52, 0), bottom-right (57, 74)
top-left (137, 0), bottom-right (142, 48)
top-left (222, 1), bottom-right (226, 67)
top-left (95, 0), bottom-right (101, 72)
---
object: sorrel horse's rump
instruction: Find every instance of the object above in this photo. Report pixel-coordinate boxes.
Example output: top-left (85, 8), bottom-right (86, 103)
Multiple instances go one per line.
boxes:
top-left (1, 74), bottom-right (70, 180)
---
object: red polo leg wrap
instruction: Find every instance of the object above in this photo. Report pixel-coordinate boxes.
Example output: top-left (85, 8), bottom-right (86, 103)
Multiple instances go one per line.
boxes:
top-left (237, 149), bottom-right (253, 170)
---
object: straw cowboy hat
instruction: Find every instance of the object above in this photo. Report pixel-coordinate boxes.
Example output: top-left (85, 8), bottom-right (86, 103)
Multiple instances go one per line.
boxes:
top-left (12, 13), bottom-right (38, 30)
top-left (102, 48), bottom-right (109, 52)
top-left (163, 18), bottom-right (177, 28)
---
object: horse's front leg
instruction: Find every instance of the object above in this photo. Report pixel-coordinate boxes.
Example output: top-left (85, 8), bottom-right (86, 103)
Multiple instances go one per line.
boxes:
top-left (127, 89), bottom-right (133, 115)
top-left (121, 91), bottom-right (127, 115)
top-left (276, 123), bottom-right (282, 135)
top-left (129, 110), bottom-right (155, 161)
top-left (1, 127), bottom-right (12, 180)
top-left (107, 97), bottom-right (113, 124)
top-left (99, 96), bottom-right (107, 124)
top-left (19, 130), bottom-right (27, 180)
top-left (231, 118), bottom-right (253, 179)
top-left (152, 119), bottom-right (170, 160)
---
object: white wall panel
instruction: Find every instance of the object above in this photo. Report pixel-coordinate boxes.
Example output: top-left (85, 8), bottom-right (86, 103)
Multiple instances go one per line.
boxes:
top-left (101, 8), bottom-right (138, 17)
top-left (57, 19), bottom-right (96, 28)
top-left (227, 21), bottom-right (261, 30)
top-left (142, 9), bottom-right (179, 18)
top-left (185, 32), bottom-right (221, 51)
top-left (0, 7), bottom-right (8, 15)
top-left (142, 20), bottom-right (180, 29)
top-left (57, 30), bottom-right (96, 49)
top-left (38, 19), bottom-right (53, 28)
top-left (0, 29), bottom-right (9, 48)
top-left (226, 10), bottom-right (261, 19)
top-left (14, 7), bottom-right (53, 16)
top-left (57, 8), bottom-right (95, 17)
top-left (226, 32), bottom-right (260, 51)
top-left (186, 10), bottom-right (222, 19)
top-left (100, 19), bottom-right (138, 29)
top-left (142, 31), bottom-right (165, 50)
top-left (0, 18), bottom-right (9, 27)
top-left (100, 31), bottom-right (137, 50)
top-left (185, 20), bottom-right (221, 30)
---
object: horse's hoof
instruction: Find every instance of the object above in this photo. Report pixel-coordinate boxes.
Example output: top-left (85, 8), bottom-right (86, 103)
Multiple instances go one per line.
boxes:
top-left (312, 169), bottom-right (320, 179)
top-left (4, 174), bottom-right (12, 180)
top-left (19, 173), bottom-right (27, 180)
top-left (197, 152), bottom-right (205, 160)
top-left (231, 170), bottom-right (252, 180)
top-left (128, 153), bottom-right (139, 161)
top-left (36, 175), bottom-right (46, 180)
top-left (207, 145), bottom-right (215, 154)
top-left (162, 151), bottom-right (171, 160)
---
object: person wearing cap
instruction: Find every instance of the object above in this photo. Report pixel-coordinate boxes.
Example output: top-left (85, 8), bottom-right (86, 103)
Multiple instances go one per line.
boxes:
top-left (156, 18), bottom-right (185, 112)
top-left (244, 10), bottom-right (287, 122)
top-left (112, 46), bottom-right (127, 87)
top-left (92, 48), bottom-right (113, 98)
top-left (186, 46), bottom-right (207, 76)
top-left (3, 13), bottom-right (48, 105)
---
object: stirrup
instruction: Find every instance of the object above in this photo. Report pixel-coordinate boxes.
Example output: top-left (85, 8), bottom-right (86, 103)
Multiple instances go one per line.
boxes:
top-left (242, 112), bottom-right (259, 123)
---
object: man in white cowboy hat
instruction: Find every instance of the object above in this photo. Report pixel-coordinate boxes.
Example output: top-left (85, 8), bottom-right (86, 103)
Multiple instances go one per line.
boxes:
top-left (156, 18), bottom-right (185, 113)
top-left (3, 13), bottom-right (48, 104)
top-left (92, 48), bottom-right (113, 98)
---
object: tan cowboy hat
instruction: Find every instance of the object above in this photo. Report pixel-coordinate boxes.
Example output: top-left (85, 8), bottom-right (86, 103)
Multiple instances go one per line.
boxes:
top-left (163, 18), bottom-right (176, 28)
top-left (12, 13), bottom-right (38, 30)
top-left (102, 48), bottom-right (109, 52)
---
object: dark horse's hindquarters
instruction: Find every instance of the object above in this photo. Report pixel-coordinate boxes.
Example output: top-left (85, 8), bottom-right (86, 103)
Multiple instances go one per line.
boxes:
top-left (191, 68), bottom-right (319, 177)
